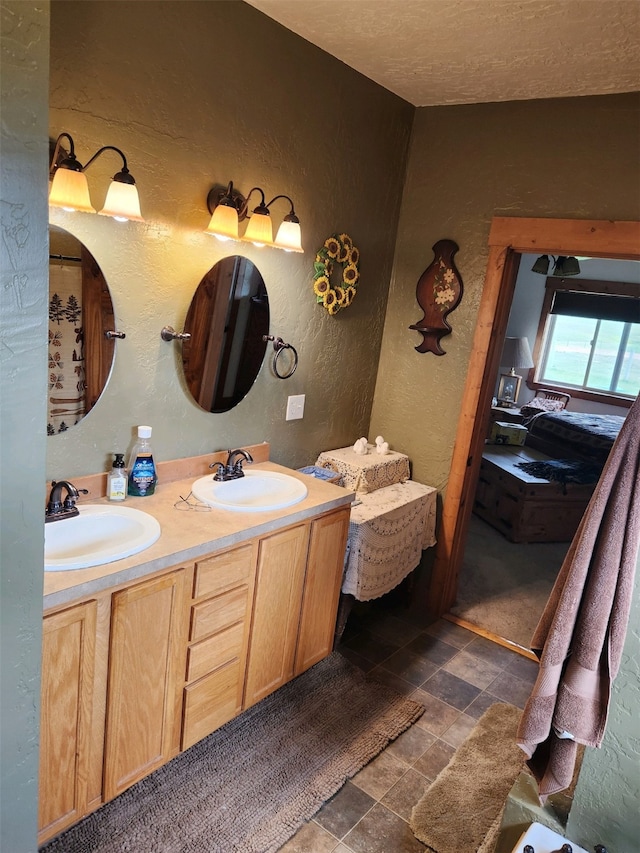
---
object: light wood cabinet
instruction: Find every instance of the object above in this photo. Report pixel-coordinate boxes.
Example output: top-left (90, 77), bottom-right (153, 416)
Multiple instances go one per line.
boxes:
top-left (103, 569), bottom-right (187, 800)
top-left (295, 507), bottom-right (350, 674)
top-left (39, 501), bottom-right (350, 842)
top-left (244, 506), bottom-right (351, 706)
top-left (244, 523), bottom-right (310, 707)
top-left (38, 600), bottom-right (97, 844)
top-left (182, 543), bottom-right (256, 750)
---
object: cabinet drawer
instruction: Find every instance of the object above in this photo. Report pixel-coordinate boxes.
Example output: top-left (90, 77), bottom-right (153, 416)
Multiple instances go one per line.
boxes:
top-left (182, 660), bottom-right (241, 750)
top-left (186, 621), bottom-right (244, 684)
top-left (190, 586), bottom-right (248, 643)
top-left (193, 545), bottom-right (253, 600)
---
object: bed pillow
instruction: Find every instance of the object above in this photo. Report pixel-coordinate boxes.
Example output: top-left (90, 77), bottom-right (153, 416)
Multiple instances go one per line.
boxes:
top-left (521, 397), bottom-right (566, 416)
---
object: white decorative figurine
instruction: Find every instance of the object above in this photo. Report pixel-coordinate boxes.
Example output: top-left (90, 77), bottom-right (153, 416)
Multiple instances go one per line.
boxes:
top-left (375, 435), bottom-right (390, 455)
top-left (353, 437), bottom-right (368, 455)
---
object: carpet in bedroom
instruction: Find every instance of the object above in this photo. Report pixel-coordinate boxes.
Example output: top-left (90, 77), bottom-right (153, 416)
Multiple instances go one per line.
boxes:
top-left (451, 514), bottom-right (569, 648)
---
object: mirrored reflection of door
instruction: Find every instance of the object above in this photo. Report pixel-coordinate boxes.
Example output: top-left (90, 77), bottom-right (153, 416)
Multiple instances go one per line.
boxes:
top-left (182, 256), bottom-right (269, 414)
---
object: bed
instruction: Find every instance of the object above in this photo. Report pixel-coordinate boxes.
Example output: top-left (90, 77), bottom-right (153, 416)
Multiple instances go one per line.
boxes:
top-left (523, 410), bottom-right (626, 466)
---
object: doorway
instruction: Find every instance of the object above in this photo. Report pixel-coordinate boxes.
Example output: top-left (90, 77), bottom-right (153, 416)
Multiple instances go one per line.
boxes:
top-left (426, 217), bottom-right (640, 651)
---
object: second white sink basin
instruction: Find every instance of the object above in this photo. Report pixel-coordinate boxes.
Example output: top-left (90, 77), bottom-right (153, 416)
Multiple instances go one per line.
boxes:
top-left (192, 469), bottom-right (308, 512)
top-left (45, 505), bottom-right (161, 571)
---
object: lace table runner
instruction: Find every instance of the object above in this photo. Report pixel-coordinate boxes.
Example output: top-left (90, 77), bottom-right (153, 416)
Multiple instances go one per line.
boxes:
top-left (343, 480), bottom-right (437, 601)
top-left (315, 446), bottom-right (410, 494)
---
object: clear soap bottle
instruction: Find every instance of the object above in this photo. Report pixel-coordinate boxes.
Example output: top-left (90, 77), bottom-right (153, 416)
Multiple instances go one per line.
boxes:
top-left (107, 453), bottom-right (127, 501)
top-left (127, 425), bottom-right (158, 497)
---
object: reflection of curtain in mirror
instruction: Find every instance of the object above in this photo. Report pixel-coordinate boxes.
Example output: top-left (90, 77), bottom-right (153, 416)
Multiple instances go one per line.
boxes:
top-left (48, 261), bottom-right (85, 433)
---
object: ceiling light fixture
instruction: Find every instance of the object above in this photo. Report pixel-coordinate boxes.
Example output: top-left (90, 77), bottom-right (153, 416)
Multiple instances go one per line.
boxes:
top-left (49, 132), bottom-right (144, 222)
top-left (205, 181), bottom-right (303, 253)
top-left (531, 254), bottom-right (580, 276)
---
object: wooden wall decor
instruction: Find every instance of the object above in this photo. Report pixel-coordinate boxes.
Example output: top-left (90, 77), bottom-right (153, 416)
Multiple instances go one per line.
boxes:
top-left (410, 239), bottom-right (463, 355)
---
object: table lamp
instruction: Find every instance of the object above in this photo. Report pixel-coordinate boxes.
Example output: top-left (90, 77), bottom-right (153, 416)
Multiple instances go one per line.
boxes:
top-left (497, 337), bottom-right (534, 407)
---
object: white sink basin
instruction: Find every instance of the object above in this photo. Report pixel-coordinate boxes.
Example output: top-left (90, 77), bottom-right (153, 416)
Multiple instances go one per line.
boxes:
top-left (45, 505), bottom-right (161, 571)
top-left (192, 469), bottom-right (308, 512)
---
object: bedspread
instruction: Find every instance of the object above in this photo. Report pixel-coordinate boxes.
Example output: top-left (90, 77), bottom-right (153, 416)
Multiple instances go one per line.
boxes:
top-left (526, 411), bottom-right (626, 464)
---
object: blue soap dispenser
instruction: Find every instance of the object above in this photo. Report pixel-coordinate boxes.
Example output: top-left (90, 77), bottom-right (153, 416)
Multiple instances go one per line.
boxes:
top-left (127, 425), bottom-right (158, 497)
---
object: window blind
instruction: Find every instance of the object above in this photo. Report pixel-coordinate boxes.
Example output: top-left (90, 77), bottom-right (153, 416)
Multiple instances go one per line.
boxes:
top-left (550, 290), bottom-right (640, 324)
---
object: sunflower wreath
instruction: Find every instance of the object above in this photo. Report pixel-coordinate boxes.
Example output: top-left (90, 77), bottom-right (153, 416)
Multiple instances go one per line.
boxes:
top-left (313, 233), bottom-right (360, 315)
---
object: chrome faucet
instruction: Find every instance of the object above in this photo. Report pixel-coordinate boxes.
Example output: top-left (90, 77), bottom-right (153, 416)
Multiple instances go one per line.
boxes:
top-left (210, 448), bottom-right (254, 481)
top-left (45, 480), bottom-right (88, 523)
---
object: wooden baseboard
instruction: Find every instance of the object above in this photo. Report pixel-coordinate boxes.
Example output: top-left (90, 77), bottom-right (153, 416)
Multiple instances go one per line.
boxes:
top-left (443, 613), bottom-right (538, 661)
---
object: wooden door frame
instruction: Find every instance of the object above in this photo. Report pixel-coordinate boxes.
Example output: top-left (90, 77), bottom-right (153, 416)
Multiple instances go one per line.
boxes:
top-left (428, 216), bottom-right (640, 617)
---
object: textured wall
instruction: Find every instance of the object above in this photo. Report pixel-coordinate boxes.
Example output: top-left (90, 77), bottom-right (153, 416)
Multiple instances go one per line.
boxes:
top-left (47, 0), bottom-right (413, 479)
top-left (370, 94), bottom-right (640, 493)
top-left (0, 1), bottom-right (49, 850)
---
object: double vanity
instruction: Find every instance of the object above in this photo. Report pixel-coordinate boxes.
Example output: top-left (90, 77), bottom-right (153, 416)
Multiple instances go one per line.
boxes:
top-left (39, 447), bottom-right (353, 845)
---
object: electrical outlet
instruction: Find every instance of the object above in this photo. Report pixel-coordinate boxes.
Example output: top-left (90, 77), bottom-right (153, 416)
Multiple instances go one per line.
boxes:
top-left (286, 394), bottom-right (305, 421)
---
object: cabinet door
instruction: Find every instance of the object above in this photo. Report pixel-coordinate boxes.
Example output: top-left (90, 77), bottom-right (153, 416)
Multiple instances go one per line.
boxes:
top-left (295, 508), bottom-right (350, 675)
top-left (244, 524), bottom-right (309, 708)
top-left (39, 600), bottom-right (97, 844)
top-left (103, 570), bottom-right (186, 800)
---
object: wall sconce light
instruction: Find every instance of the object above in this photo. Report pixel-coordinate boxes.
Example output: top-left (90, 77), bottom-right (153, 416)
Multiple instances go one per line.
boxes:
top-left (205, 181), bottom-right (303, 253)
top-left (49, 132), bottom-right (144, 222)
top-left (531, 254), bottom-right (580, 276)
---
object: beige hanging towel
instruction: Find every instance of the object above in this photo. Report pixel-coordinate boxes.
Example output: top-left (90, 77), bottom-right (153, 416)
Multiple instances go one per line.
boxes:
top-left (517, 394), bottom-right (640, 800)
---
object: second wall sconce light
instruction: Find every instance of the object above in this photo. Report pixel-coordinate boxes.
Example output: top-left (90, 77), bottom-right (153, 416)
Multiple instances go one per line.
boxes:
top-left (49, 132), bottom-right (144, 222)
top-left (205, 181), bottom-right (303, 253)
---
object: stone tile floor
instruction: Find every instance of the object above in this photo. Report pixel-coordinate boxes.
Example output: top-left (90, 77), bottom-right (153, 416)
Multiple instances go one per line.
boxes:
top-left (279, 597), bottom-right (538, 853)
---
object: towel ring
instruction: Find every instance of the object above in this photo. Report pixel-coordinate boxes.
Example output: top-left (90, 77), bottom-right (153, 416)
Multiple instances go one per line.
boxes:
top-left (263, 335), bottom-right (298, 379)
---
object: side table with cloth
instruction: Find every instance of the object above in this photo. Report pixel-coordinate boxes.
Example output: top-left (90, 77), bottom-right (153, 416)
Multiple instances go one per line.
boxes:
top-left (343, 480), bottom-right (437, 600)
top-left (335, 479), bottom-right (437, 642)
top-left (315, 446), bottom-right (410, 494)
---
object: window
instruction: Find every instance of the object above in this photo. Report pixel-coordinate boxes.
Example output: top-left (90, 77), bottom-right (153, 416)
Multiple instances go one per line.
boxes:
top-left (533, 278), bottom-right (640, 403)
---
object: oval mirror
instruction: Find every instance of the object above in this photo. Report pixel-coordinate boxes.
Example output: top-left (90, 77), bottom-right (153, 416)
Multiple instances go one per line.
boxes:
top-left (182, 256), bottom-right (269, 413)
top-left (48, 225), bottom-right (115, 434)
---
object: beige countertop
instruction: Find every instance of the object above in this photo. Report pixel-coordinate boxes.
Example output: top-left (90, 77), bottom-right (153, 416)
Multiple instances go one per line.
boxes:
top-left (43, 460), bottom-right (354, 611)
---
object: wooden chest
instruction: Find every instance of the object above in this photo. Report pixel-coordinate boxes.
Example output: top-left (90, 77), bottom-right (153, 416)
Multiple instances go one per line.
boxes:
top-left (473, 446), bottom-right (596, 543)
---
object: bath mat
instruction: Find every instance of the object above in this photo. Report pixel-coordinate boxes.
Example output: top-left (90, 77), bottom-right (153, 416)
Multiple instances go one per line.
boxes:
top-left (40, 652), bottom-right (423, 853)
top-left (410, 702), bottom-right (524, 853)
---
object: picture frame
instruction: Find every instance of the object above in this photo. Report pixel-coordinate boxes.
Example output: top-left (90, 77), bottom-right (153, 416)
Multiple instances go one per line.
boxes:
top-left (497, 372), bottom-right (521, 407)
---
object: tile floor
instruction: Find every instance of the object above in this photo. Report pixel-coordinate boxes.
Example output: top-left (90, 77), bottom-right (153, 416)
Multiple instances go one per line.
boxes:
top-left (279, 597), bottom-right (539, 853)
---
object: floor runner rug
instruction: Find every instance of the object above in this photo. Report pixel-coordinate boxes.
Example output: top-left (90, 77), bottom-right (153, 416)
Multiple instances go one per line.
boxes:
top-left (410, 702), bottom-right (524, 853)
top-left (41, 652), bottom-right (424, 853)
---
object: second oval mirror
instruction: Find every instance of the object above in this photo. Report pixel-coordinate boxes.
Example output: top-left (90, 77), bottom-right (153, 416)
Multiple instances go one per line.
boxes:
top-left (182, 256), bottom-right (269, 413)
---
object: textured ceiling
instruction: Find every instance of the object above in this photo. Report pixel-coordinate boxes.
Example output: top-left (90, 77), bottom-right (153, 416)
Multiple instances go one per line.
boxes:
top-left (244, 0), bottom-right (640, 106)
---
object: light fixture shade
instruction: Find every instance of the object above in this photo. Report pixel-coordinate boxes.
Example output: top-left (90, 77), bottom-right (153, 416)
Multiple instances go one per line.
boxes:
top-left (49, 168), bottom-right (96, 213)
top-left (98, 180), bottom-right (144, 222)
top-left (501, 336), bottom-right (534, 370)
top-left (531, 254), bottom-right (550, 275)
top-left (274, 218), bottom-right (303, 253)
top-left (553, 255), bottom-right (581, 276)
top-left (206, 202), bottom-right (239, 241)
top-left (243, 211), bottom-right (273, 247)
